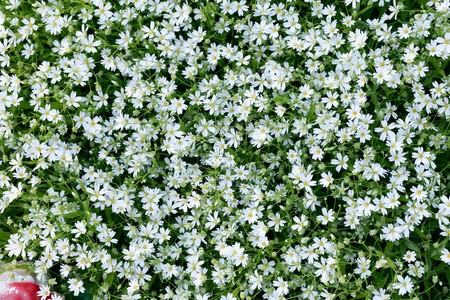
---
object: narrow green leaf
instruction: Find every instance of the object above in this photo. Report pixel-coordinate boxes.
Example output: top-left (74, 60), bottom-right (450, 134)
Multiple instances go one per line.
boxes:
top-left (232, 286), bottom-right (240, 297)
top-left (403, 239), bottom-right (419, 252)
top-left (357, 5), bottom-right (374, 18)
top-left (272, 95), bottom-right (289, 104)
top-left (105, 207), bottom-right (113, 227)
top-left (385, 241), bottom-right (393, 253)
top-left (352, 290), bottom-right (370, 299)
top-left (63, 211), bottom-right (84, 218)
top-left (0, 232), bottom-right (11, 241)
top-left (414, 227), bottom-right (427, 239)
top-left (386, 258), bottom-right (396, 270)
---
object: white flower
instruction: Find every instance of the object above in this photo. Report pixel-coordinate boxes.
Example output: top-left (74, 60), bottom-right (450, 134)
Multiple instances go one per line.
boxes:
top-left (193, 271), bottom-right (207, 286)
top-left (355, 257), bottom-right (371, 279)
top-left (348, 29), bottom-right (368, 49)
top-left (37, 285), bottom-right (51, 299)
top-left (317, 208), bottom-right (336, 225)
top-left (292, 215), bottom-right (308, 232)
top-left (410, 185), bottom-right (427, 202)
top-left (68, 278), bottom-right (85, 296)
top-left (299, 84), bottom-right (314, 99)
top-left (381, 223), bottom-right (402, 242)
top-left (372, 288), bottom-right (390, 300)
top-left (411, 147), bottom-right (431, 165)
top-left (345, 0), bottom-right (360, 9)
top-left (273, 277), bottom-right (289, 295)
top-left (331, 153), bottom-right (349, 172)
top-left (346, 103), bottom-right (361, 120)
top-left (319, 172), bottom-right (333, 188)
top-left (357, 197), bottom-right (376, 217)
top-left (5, 233), bottom-right (26, 258)
top-left (275, 105), bottom-right (286, 117)
top-left (436, 32), bottom-right (450, 53)
top-left (310, 146), bottom-right (324, 160)
top-left (116, 31), bottom-right (132, 49)
top-left (393, 275), bottom-right (413, 295)
top-left (127, 279), bottom-right (140, 294)
top-left (441, 248), bottom-right (450, 265)
top-left (298, 173), bottom-right (317, 193)
top-left (267, 213), bottom-right (286, 231)
top-left (81, 34), bottom-right (101, 53)
top-left (60, 264), bottom-right (71, 277)
top-left (404, 250), bottom-right (417, 263)
top-left (71, 220), bottom-right (87, 238)
top-left (249, 270), bottom-right (263, 290)
top-left (85, 182), bottom-right (108, 202)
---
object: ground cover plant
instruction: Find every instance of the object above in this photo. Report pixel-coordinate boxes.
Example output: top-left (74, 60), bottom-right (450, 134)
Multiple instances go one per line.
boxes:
top-left (0, 0), bottom-right (450, 299)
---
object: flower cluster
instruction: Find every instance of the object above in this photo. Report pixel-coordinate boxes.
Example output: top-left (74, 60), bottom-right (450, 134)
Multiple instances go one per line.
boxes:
top-left (1, 0), bottom-right (450, 299)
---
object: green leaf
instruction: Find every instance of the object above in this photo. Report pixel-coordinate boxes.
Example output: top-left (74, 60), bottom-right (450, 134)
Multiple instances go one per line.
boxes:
top-left (429, 249), bottom-right (438, 257)
top-left (425, 254), bottom-right (432, 278)
top-left (424, 280), bottom-right (431, 298)
top-left (306, 99), bottom-right (316, 121)
top-left (105, 207), bottom-right (113, 227)
top-left (357, 5), bottom-right (374, 18)
top-left (386, 257), bottom-right (396, 270)
top-left (432, 253), bottom-right (442, 260)
top-left (147, 273), bottom-right (156, 290)
top-left (375, 249), bottom-right (383, 258)
top-left (423, 76), bottom-right (433, 87)
top-left (403, 239), bottom-right (419, 252)
top-left (72, 291), bottom-right (92, 300)
top-left (338, 262), bottom-right (346, 275)
top-left (374, 249), bottom-right (395, 269)
top-left (385, 241), bottom-right (393, 253)
top-left (63, 211), bottom-right (84, 218)
top-left (107, 273), bottom-right (115, 286)
top-left (399, 241), bottom-right (406, 254)
top-left (297, 1), bottom-right (310, 7)
top-left (370, 92), bottom-right (378, 108)
top-left (0, 232), bottom-right (11, 241)
top-left (442, 58), bottom-right (450, 69)
top-left (51, 102), bottom-right (62, 110)
top-left (215, 12), bottom-right (229, 22)
top-left (414, 227), bottom-right (427, 239)
top-left (14, 264), bottom-right (31, 270)
top-left (232, 286), bottom-right (240, 297)
top-left (352, 290), bottom-right (370, 299)
top-left (156, 160), bottom-right (168, 167)
top-left (272, 95), bottom-right (289, 104)
top-left (179, 118), bottom-right (186, 131)
top-left (445, 269), bottom-right (450, 285)
top-left (434, 262), bottom-right (448, 273)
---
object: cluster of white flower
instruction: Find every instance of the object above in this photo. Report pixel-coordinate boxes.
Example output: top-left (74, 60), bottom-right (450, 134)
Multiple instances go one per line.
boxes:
top-left (1, 0), bottom-right (450, 299)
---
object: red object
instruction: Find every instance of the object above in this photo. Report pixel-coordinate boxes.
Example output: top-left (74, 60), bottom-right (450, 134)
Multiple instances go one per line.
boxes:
top-left (0, 282), bottom-right (51, 300)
